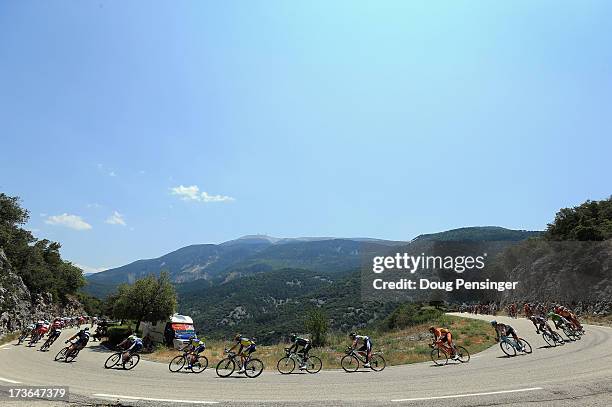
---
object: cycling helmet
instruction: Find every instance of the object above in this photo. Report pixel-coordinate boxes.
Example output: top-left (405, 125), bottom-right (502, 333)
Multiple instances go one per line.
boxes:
top-left (349, 332), bottom-right (356, 338)
top-left (428, 326), bottom-right (435, 332)
top-left (289, 333), bottom-right (297, 342)
top-left (490, 320), bottom-right (497, 326)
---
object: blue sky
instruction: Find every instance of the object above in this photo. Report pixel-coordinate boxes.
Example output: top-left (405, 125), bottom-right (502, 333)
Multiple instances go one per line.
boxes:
top-left (1, 1), bottom-right (610, 273)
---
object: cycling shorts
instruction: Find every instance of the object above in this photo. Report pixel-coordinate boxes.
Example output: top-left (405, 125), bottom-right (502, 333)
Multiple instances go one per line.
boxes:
top-left (194, 344), bottom-right (206, 354)
top-left (358, 339), bottom-right (372, 352)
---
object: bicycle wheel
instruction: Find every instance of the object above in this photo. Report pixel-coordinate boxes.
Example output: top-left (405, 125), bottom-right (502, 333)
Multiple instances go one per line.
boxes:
top-left (518, 339), bottom-right (532, 354)
top-left (562, 328), bottom-right (575, 341)
top-left (105, 353), bottom-right (121, 369)
top-left (169, 355), bottom-right (185, 372)
top-left (370, 354), bottom-right (386, 371)
top-left (123, 354), bottom-right (140, 370)
top-left (277, 356), bottom-right (295, 374)
top-left (65, 348), bottom-right (79, 363)
top-left (552, 332), bottom-right (565, 345)
top-left (542, 332), bottom-right (556, 347)
top-left (244, 358), bottom-right (264, 378)
top-left (216, 357), bottom-right (236, 377)
top-left (455, 346), bottom-right (470, 363)
top-left (40, 339), bottom-right (51, 351)
top-left (191, 356), bottom-right (208, 373)
top-left (500, 341), bottom-right (516, 356)
top-left (341, 355), bottom-right (359, 372)
top-left (431, 348), bottom-right (448, 366)
top-left (55, 347), bottom-right (68, 361)
top-left (305, 356), bottom-right (322, 374)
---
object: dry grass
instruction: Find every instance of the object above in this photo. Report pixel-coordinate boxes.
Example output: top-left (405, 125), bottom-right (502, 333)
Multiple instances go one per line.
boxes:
top-left (142, 315), bottom-right (495, 369)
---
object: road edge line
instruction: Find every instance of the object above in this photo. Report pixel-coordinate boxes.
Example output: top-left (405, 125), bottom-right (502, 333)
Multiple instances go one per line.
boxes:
top-left (92, 393), bottom-right (219, 404)
top-left (391, 386), bottom-right (543, 402)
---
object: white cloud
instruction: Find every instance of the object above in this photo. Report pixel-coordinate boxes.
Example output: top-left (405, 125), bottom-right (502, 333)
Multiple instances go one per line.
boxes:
top-left (170, 185), bottom-right (235, 203)
top-left (75, 264), bottom-right (108, 275)
top-left (108, 171), bottom-right (117, 177)
top-left (45, 214), bottom-right (92, 230)
top-left (105, 211), bottom-right (126, 226)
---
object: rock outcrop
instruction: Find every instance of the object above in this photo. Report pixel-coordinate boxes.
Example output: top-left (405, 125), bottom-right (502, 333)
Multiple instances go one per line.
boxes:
top-left (0, 248), bottom-right (84, 339)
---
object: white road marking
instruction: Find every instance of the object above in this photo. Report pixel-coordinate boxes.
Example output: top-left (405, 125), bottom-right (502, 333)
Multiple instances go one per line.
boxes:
top-left (0, 377), bottom-right (22, 384)
top-left (93, 393), bottom-right (219, 404)
top-left (392, 387), bottom-right (543, 402)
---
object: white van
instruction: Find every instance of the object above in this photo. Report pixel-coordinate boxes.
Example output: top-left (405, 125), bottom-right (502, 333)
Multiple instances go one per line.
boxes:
top-left (142, 314), bottom-right (196, 349)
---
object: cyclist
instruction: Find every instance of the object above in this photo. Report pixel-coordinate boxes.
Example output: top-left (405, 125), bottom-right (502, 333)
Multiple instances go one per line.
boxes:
top-left (46, 320), bottom-right (62, 344)
top-left (227, 334), bottom-right (256, 374)
top-left (181, 336), bottom-right (206, 369)
top-left (529, 315), bottom-right (555, 336)
top-left (349, 332), bottom-right (372, 368)
top-left (491, 320), bottom-right (522, 349)
top-left (287, 333), bottom-right (312, 370)
top-left (65, 327), bottom-right (90, 355)
top-left (556, 306), bottom-right (583, 332)
top-left (429, 326), bottom-right (459, 360)
top-left (118, 334), bottom-right (143, 363)
top-left (547, 311), bottom-right (571, 330)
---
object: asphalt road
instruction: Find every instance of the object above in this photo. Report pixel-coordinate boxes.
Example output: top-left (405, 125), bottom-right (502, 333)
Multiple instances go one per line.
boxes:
top-left (0, 313), bottom-right (611, 406)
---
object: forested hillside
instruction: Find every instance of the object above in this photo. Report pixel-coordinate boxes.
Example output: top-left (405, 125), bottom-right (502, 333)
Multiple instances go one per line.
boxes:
top-left (0, 194), bottom-right (85, 303)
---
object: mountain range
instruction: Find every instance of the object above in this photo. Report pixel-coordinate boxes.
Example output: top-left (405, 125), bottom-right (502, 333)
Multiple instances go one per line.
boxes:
top-left (85, 227), bottom-right (540, 298)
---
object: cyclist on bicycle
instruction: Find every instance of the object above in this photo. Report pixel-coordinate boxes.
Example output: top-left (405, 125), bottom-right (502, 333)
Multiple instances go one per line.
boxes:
top-left (555, 306), bottom-right (583, 332)
top-left (228, 334), bottom-right (256, 374)
top-left (529, 315), bottom-right (555, 336)
top-left (491, 321), bottom-right (522, 349)
top-left (349, 332), bottom-right (372, 368)
top-left (118, 334), bottom-right (143, 363)
top-left (547, 311), bottom-right (571, 330)
top-left (287, 333), bottom-right (312, 370)
top-left (181, 336), bottom-right (206, 369)
top-left (429, 326), bottom-right (459, 360)
top-left (66, 327), bottom-right (90, 353)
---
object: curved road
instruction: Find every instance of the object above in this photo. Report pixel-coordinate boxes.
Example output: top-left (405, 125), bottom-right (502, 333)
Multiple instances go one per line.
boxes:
top-left (1, 313), bottom-right (611, 406)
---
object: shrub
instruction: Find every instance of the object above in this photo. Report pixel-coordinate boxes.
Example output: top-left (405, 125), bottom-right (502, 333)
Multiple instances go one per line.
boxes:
top-left (106, 325), bottom-right (133, 346)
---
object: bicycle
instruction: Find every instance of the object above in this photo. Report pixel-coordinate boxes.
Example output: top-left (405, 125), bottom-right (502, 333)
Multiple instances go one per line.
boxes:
top-left (216, 350), bottom-right (264, 378)
top-left (104, 350), bottom-right (140, 370)
top-left (40, 332), bottom-right (61, 351)
top-left (430, 341), bottom-right (470, 366)
top-left (17, 328), bottom-right (31, 345)
top-left (277, 348), bottom-right (322, 374)
top-left (499, 335), bottom-right (532, 357)
top-left (341, 347), bottom-right (385, 372)
top-left (169, 350), bottom-right (209, 373)
top-left (558, 323), bottom-right (580, 341)
top-left (54, 342), bottom-right (81, 363)
top-left (540, 329), bottom-right (564, 347)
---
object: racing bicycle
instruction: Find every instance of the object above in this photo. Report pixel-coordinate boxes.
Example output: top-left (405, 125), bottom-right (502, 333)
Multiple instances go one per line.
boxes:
top-left (104, 350), bottom-right (141, 370)
top-left (169, 350), bottom-right (209, 373)
top-left (216, 350), bottom-right (264, 378)
top-left (54, 342), bottom-right (81, 363)
top-left (277, 348), bottom-right (322, 374)
top-left (341, 347), bottom-right (385, 372)
top-left (499, 335), bottom-right (532, 357)
top-left (430, 341), bottom-right (470, 366)
top-left (541, 329), bottom-right (564, 347)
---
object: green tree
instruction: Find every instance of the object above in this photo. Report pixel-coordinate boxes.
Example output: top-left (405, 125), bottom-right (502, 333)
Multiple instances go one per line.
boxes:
top-left (112, 272), bottom-right (177, 333)
top-left (304, 308), bottom-right (328, 347)
top-left (0, 193), bottom-right (85, 302)
top-left (545, 197), bottom-right (612, 241)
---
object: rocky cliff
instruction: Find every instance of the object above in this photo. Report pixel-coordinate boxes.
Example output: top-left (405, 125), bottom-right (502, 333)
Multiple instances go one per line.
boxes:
top-left (0, 248), bottom-right (84, 339)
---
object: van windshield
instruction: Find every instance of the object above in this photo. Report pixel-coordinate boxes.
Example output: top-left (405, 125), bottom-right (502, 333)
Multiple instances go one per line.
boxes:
top-left (172, 323), bottom-right (195, 337)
